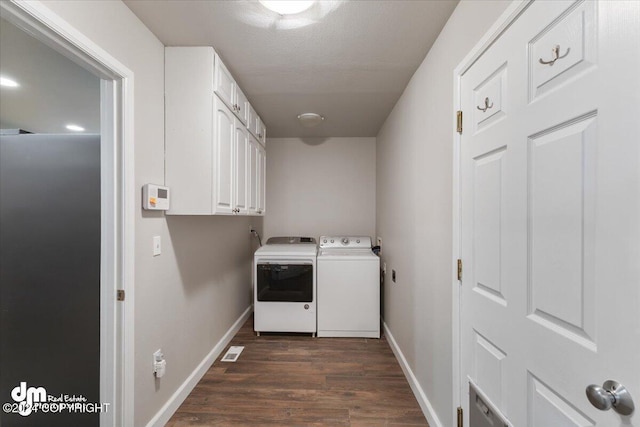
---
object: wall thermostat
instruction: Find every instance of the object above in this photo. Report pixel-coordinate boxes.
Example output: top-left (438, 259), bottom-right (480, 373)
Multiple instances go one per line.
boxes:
top-left (142, 184), bottom-right (170, 210)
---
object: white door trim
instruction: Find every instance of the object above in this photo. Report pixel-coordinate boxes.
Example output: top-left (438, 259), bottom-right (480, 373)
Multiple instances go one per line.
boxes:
top-left (451, 0), bottom-right (531, 421)
top-left (1, 1), bottom-right (136, 426)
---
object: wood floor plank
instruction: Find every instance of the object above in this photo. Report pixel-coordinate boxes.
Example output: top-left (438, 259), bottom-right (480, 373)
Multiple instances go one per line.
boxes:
top-left (166, 315), bottom-right (428, 426)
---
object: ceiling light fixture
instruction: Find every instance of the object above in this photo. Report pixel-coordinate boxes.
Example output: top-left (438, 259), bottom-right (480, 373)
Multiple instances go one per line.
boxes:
top-left (66, 124), bottom-right (85, 132)
top-left (259, 0), bottom-right (315, 15)
top-left (0, 76), bottom-right (19, 88)
top-left (297, 113), bottom-right (325, 128)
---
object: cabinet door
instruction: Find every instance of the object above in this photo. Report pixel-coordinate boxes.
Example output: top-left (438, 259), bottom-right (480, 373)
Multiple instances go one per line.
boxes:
top-left (213, 98), bottom-right (235, 214)
top-left (257, 117), bottom-right (267, 146)
top-left (234, 121), bottom-right (248, 214)
top-left (235, 87), bottom-right (248, 125)
top-left (247, 136), bottom-right (259, 214)
top-left (214, 55), bottom-right (236, 111)
top-left (257, 144), bottom-right (266, 215)
top-left (246, 103), bottom-right (258, 138)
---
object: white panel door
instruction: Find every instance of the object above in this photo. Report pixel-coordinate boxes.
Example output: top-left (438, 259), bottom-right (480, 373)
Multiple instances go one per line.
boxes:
top-left (213, 97), bottom-right (235, 214)
top-left (459, 1), bottom-right (640, 426)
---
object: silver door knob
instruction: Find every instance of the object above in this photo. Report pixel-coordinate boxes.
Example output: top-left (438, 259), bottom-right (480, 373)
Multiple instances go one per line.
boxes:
top-left (586, 380), bottom-right (634, 415)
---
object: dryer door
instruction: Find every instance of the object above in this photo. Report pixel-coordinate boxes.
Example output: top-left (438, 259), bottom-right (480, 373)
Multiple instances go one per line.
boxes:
top-left (256, 263), bottom-right (313, 302)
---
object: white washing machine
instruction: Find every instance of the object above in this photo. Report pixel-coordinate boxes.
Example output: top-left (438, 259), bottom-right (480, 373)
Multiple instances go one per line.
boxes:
top-left (254, 237), bottom-right (318, 335)
top-left (317, 236), bottom-right (380, 338)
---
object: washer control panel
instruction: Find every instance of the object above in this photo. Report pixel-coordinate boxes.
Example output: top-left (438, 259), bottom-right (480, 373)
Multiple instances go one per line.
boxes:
top-left (319, 236), bottom-right (372, 249)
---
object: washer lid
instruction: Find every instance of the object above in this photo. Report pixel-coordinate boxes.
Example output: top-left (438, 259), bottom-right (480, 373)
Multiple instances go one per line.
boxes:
top-left (318, 248), bottom-right (378, 259)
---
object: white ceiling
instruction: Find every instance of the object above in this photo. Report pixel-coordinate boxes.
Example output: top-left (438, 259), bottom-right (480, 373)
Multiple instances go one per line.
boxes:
top-left (124, 0), bottom-right (459, 138)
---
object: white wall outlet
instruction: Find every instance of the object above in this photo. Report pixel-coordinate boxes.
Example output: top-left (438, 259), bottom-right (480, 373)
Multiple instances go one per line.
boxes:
top-left (377, 237), bottom-right (382, 247)
top-left (153, 236), bottom-right (161, 256)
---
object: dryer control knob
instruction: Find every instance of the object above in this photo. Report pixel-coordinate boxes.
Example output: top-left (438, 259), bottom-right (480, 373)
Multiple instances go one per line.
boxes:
top-left (330, 239), bottom-right (334, 243)
top-left (342, 237), bottom-right (349, 245)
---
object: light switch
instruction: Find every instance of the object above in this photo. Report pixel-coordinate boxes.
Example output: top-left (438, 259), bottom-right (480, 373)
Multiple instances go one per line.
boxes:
top-left (153, 236), bottom-right (161, 256)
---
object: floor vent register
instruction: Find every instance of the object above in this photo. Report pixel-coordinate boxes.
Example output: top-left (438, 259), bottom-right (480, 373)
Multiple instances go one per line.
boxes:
top-left (221, 346), bottom-right (244, 362)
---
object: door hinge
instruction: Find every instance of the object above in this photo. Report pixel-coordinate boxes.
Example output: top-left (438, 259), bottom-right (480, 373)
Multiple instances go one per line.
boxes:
top-left (117, 289), bottom-right (125, 301)
top-left (457, 406), bottom-right (463, 427)
top-left (457, 259), bottom-right (463, 281)
top-left (456, 110), bottom-right (463, 134)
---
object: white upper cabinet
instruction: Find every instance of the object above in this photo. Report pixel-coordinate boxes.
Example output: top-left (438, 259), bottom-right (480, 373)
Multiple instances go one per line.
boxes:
top-left (165, 46), bottom-right (265, 216)
top-left (214, 54), bottom-right (252, 126)
top-left (234, 120), bottom-right (248, 214)
top-left (247, 103), bottom-right (258, 139)
top-left (212, 96), bottom-right (235, 214)
top-left (247, 136), bottom-right (259, 213)
top-left (165, 47), bottom-right (215, 215)
top-left (257, 143), bottom-right (266, 215)
top-left (213, 56), bottom-right (235, 111)
top-left (235, 86), bottom-right (248, 126)
top-left (246, 133), bottom-right (265, 216)
top-left (246, 105), bottom-right (266, 146)
top-left (257, 117), bottom-right (267, 146)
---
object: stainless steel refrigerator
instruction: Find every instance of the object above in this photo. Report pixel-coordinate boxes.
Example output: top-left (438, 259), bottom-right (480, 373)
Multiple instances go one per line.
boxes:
top-left (0, 133), bottom-right (100, 427)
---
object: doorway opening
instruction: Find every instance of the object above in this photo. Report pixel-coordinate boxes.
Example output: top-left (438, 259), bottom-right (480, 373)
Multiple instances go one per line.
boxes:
top-left (0, 2), bottom-right (135, 426)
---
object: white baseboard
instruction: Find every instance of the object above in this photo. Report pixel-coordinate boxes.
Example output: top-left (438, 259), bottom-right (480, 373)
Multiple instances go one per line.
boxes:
top-left (383, 320), bottom-right (444, 427)
top-left (146, 306), bottom-right (252, 427)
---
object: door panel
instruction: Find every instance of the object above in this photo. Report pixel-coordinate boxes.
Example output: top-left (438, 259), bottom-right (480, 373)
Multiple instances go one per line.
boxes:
top-left (527, 113), bottom-right (597, 348)
top-left (473, 63), bottom-right (508, 133)
top-left (528, 0), bottom-right (596, 102)
top-left (460, 1), bottom-right (640, 425)
top-left (528, 373), bottom-right (595, 427)
top-left (473, 147), bottom-right (507, 305)
top-left (0, 134), bottom-right (100, 427)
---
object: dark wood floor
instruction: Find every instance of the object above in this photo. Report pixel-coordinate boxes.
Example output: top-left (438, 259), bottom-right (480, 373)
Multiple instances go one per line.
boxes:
top-left (166, 315), bottom-right (428, 426)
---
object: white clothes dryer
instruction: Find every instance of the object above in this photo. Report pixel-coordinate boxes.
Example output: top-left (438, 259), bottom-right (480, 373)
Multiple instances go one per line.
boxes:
top-left (254, 237), bottom-right (318, 335)
top-left (317, 236), bottom-right (380, 338)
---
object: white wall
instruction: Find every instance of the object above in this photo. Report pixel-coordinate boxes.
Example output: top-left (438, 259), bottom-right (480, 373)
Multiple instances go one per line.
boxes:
top-left (264, 137), bottom-right (376, 241)
top-left (41, 2), bottom-right (262, 426)
top-left (376, 1), bottom-right (509, 426)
